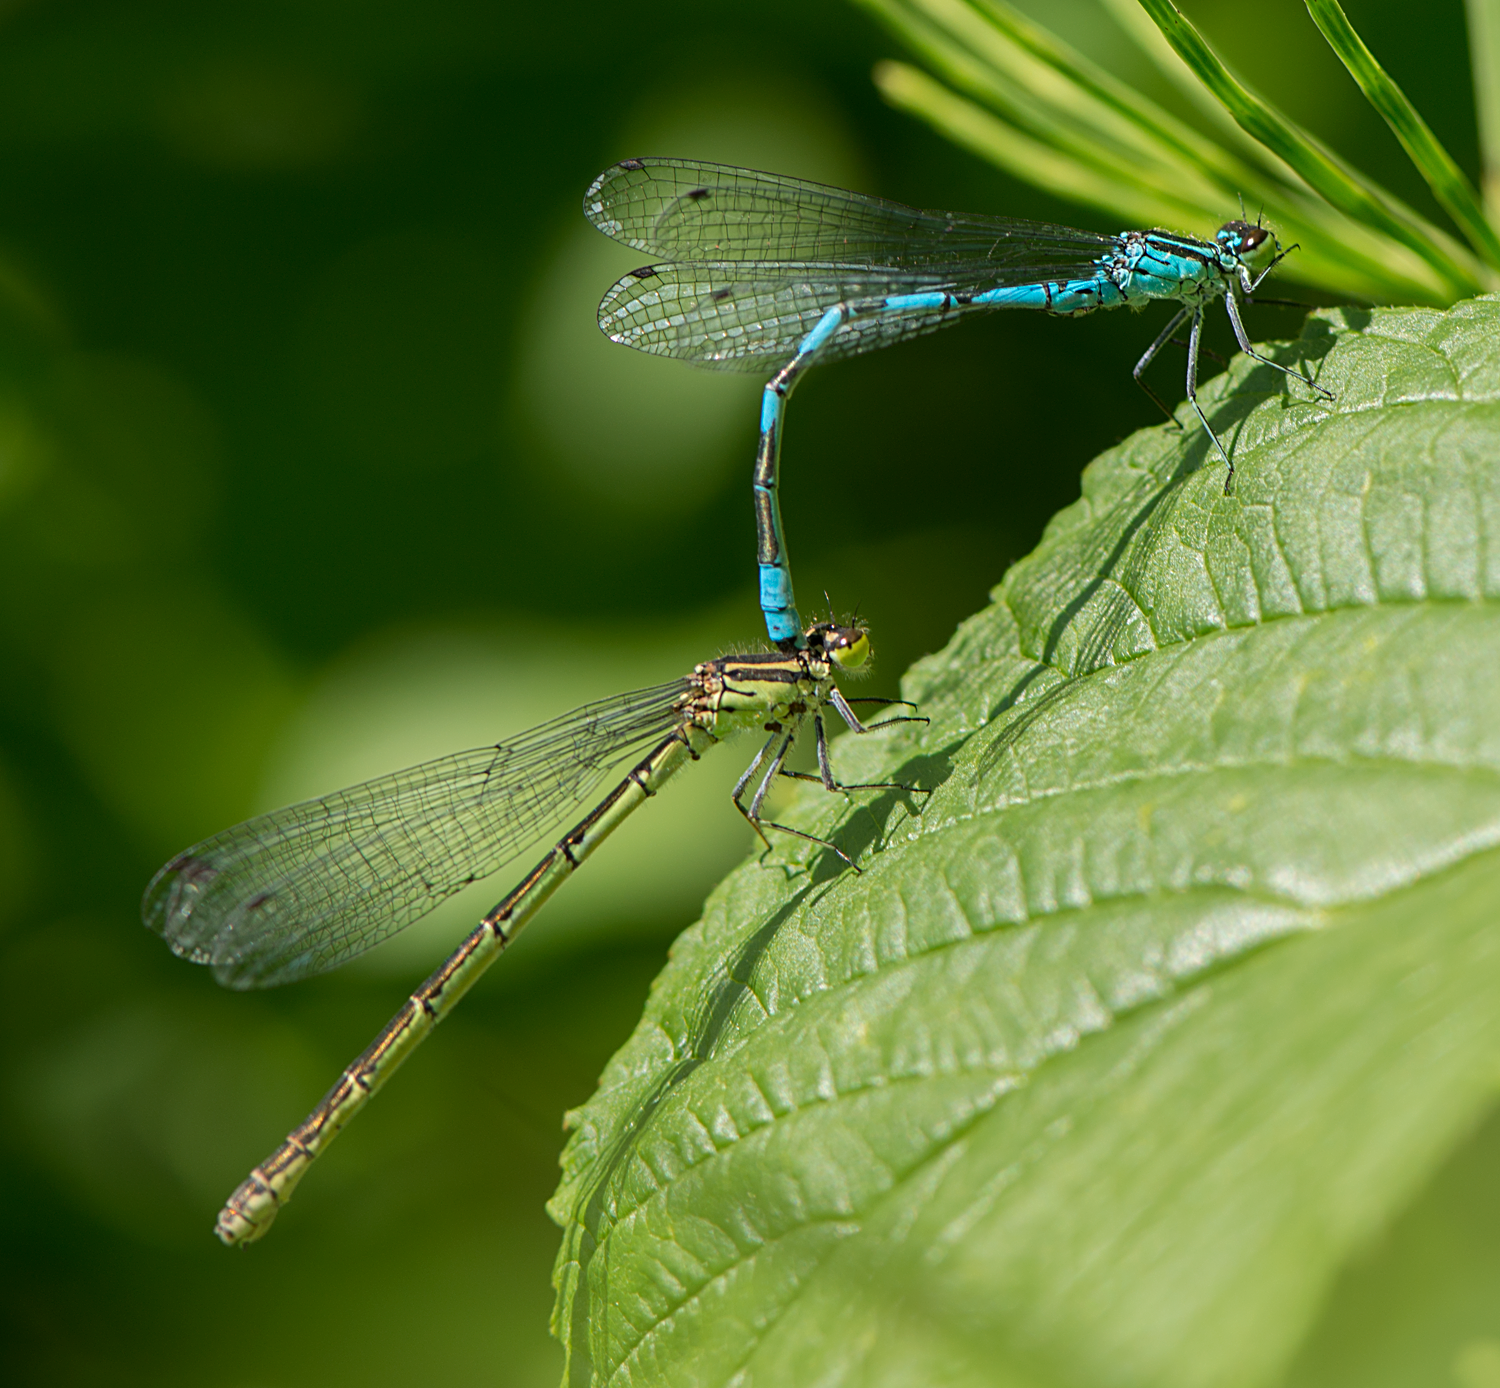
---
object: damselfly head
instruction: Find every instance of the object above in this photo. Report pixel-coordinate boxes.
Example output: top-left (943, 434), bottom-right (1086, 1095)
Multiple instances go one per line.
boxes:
top-left (805, 620), bottom-right (871, 671)
top-left (1216, 220), bottom-right (1278, 273)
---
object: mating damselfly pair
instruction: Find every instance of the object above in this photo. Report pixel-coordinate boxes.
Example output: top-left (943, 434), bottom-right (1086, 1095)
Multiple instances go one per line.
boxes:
top-left (145, 158), bottom-right (1326, 1244)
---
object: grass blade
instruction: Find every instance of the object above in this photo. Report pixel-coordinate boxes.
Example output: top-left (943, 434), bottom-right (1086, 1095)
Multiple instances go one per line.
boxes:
top-left (1098, 0), bottom-right (1276, 155)
top-left (873, 60), bottom-right (1213, 229)
top-left (966, 0), bottom-right (1283, 199)
top-left (1467, 0), bottom-right (1500, 224)
top-left (860, 0), bottom-right (1464, 302)
top-left (874, 61), bottom-right (1427, 300)
top-left (861, 0), bottom-right (1223, 209)
top-left (952, 0), bottom-right (1448, 300)
top-left (1306, 0), bottom-right (1500, 269)
top-left (1138, 0), bottom-right (1488, 298)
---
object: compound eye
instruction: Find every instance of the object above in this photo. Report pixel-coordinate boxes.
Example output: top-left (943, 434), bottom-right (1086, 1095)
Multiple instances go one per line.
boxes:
top-left (832, 631), bottom-right (870, 670)
top-left (1217, 219), bottom-right (1275, 268)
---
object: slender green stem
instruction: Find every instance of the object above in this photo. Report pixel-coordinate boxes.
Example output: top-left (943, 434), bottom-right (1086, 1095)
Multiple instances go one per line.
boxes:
top-left (1099, 0), bottom-right (1273, 155)
top-left (873, 60), bottom-right (1414, 299)
top-left (967, 0), bottom-right (1271, 194)
top-left (1138, 0), bottom-right (1486, 299)
top-left (1306, 0), bottom-right (1500, 269)
top-left (868, 2), bottom-right (1221, 211)
top-left (1468, 0), bottom-right (1500, 224)
top-left (874, 59), bottom-right (1209, 228)
top-left (956, 0), bottom-right (1436, 296)
top-left (859, 0), bottom-right (1463, 301)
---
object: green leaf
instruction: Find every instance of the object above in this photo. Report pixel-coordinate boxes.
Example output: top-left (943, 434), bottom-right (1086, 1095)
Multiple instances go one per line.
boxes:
top-left (1305, 0), bottom-right (1500, 270)
top-left (550, 296), bottom-right (1500, 1386)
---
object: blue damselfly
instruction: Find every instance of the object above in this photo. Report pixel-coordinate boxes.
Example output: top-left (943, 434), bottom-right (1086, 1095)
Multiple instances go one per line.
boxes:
top-left (586, 159), bottom-right (1331, 646)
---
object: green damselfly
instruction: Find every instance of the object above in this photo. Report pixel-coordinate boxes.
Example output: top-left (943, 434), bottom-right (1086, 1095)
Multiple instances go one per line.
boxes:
top-left (143, 621), bottom-right (920, 1244)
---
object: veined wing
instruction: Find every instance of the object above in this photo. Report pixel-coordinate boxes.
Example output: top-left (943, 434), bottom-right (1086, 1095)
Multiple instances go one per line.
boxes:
top-left (142, 680), bottom-right (692, 989)
top-left (597, 258), bottom-right (1113, 369)
top-left (585, 157), bottom-right (1118, 268)
top-left (597, 262), bottom-right (970, 368)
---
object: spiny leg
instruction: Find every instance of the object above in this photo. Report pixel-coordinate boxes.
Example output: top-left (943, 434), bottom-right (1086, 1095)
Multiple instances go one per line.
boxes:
top-left (735, 722), bottom-right (861, 872)
top-left (815, 711), bottom-right (836, 788)
top-left (1132, 305), bottom-right (1192, 427)
top-left (731, 729), bottom-right (781, 852)
top-left (1223, 291), bottom-right (1333, 401)
top-left (1179, 338), bottom-right (1228, 369)
top-left (1248, 241), bottom-right (1301, 291)
top-left (1179, 305), bottom-right (1236, 491)
top-left (828, 685), bottom-right (928, 735)
top-left (834, 687), bottom-right (924, 741)
top-left (843, 694), bottom-right (926, 728)
top-left (777, 712), bottom-right (931, 798)
top-left (829, 685), bottom-right (929, 743)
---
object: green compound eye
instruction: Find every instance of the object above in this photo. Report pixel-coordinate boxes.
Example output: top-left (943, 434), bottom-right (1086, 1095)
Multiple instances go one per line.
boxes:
top-left (832, 630), bottom-right (870, 670)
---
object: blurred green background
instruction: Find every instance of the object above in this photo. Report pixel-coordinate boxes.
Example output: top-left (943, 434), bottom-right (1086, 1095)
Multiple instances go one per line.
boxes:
top-left (0, 1), bottom-right (1482, 1384)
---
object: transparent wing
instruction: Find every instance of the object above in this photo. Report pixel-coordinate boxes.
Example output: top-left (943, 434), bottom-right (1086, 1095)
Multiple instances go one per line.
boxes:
top-left (598, 261), bottom-right (1005, 370)
top-left (584, 157), bottom-right (1118, 268)
top-left (142, 680), bottom-right (693, 989)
